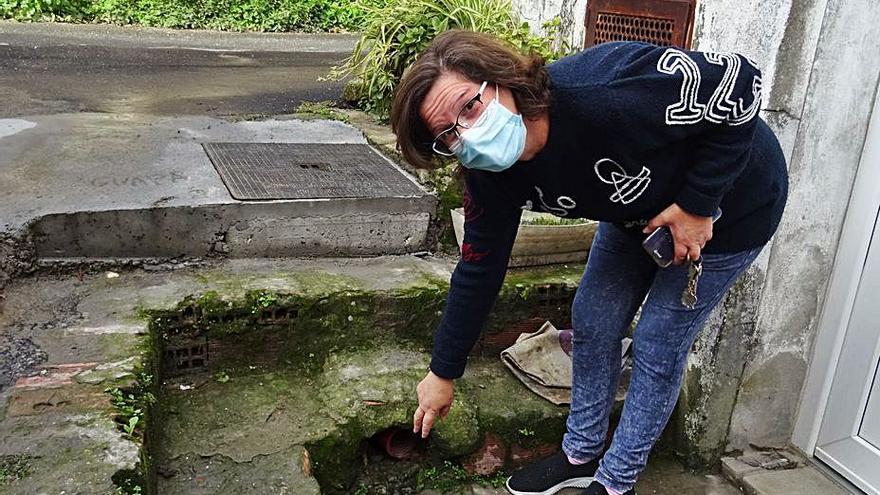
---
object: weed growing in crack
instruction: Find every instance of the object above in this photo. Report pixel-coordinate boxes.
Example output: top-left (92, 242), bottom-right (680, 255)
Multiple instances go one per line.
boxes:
top-left (214, 371), bottom-right (231, 383)
top-left (296, 101), bottom-right (352, 123)
top-left (0, 454), bottom-right (33, 484)
top-left (414, 460), bottom-right (510, 492)
top-left (106, 372), bottom-right (156, 440)
top-left (250, 290), bottom-right (279, 314)
top-left (416, 461), bottom-right (469, 492)
top-left (473, 470), bottom-right (509, 488)
top-left (518, 427), bottom-right (535, 437)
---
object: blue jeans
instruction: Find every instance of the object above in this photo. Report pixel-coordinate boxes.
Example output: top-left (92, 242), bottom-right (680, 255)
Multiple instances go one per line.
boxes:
top-left (561, 222), bottom-right (763, 493)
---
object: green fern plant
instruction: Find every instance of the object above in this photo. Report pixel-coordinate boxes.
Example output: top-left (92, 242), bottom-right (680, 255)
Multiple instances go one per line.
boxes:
top-left (326, 0), bottom-right (571, 120)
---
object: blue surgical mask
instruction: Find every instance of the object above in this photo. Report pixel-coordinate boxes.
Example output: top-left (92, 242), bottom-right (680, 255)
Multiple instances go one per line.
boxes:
top-left (452, 86), bottom-right (527, 172)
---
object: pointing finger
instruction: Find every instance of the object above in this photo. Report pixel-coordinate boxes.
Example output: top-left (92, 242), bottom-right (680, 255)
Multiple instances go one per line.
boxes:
top-left (413, 407), bottom-right (425, 434)
top-left (420, 409), bottom-right (437, 439)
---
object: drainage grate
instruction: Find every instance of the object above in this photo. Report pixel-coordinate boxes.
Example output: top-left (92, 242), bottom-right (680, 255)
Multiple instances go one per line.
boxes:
top-left (202, 143), bottom-right (424, 201)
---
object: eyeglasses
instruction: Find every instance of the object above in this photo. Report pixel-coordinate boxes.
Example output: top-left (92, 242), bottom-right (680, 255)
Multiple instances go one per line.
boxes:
top-left (431, 81), bottom-right (488, 157)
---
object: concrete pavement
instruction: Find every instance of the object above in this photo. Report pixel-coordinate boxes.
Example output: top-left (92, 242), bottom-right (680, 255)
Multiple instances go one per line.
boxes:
top-left (1, 112), bottom-right (434, 259)
top-left (0, 22), bottom-right (436, 268)
top-left (0, 21), bottom-right (357, 117)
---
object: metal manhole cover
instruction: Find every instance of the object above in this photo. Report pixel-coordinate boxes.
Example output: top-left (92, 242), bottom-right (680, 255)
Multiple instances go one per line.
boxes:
top-left (202, 143), bottom-right (424, 200)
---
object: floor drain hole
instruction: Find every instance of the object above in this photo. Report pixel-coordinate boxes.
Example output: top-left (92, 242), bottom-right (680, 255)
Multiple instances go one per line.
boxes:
top-left (371, 427), bottom-right (424, 460)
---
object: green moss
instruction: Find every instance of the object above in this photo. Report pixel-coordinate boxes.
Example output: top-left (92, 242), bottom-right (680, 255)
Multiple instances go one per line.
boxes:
top-left (430, 397), bottom-right (481, 456)
top-left (0, 454), bottom-right (33, 484)
top-left (112, 468), bottom-right (145, 495)
top-left (304, 422), bottom-right (363, 493)
top-left (97, 333), bottom-right (147, 364)
top-left (188, 269), bottom-right (363, 298)
top-left (295, 101), bottom-right (351, 123)
top-left (415, 460), bottom-right (470, 493)
top-left (501, 264), bottom-right (584, 290)
top-left (134, 265), bottom-right (588, 494)
top-left (120, 331), bottom-right (163, 495)
top-left (432, 164), bottom-right (465, 248)
top-left (413, 460), bottom-right (508, 493)
top-left (460, 360), bottom-right (568, 446)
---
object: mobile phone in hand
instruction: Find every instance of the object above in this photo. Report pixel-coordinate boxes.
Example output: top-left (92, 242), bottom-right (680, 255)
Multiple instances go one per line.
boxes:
top-left (642, 208), bottom-right (722, 267)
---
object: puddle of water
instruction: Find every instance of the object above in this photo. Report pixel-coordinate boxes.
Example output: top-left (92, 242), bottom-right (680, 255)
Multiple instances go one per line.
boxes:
top-left (0, 119), bottom-right (37, 139)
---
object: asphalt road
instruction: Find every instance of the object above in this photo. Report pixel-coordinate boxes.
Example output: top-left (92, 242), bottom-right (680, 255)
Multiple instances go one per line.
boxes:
top-left (0, 21), bottom-right (359, 117)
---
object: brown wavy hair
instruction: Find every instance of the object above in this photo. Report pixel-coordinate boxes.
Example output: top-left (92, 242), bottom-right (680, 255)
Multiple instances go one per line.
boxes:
top-left (390, 30), bottom-right (551, 170)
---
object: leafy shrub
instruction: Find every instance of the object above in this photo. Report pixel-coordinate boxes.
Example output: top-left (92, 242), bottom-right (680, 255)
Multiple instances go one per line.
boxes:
top-left (326, 0), bottom-right (572, 119)
top-left (0, 0), bottom-right (90, 21)
top-left (2, 0), bottom-right (387, 32)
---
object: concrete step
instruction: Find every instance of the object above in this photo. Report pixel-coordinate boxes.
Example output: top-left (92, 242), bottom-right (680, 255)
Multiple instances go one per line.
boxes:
top-left (0, 256), bottom-right (751, 495)
top-left (1, 113), bottom-right (436, 262)
top-left (0, 256), bottom-right (585, 494)
top-left (721, 450), bottom-right (851, 495)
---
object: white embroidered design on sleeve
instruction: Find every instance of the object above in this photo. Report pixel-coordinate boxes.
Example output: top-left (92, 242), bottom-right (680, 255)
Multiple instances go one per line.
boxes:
top-left (594, 158), bottom-right (651, 205)
top-left (728, 71), bottom-right (762, 126)
top-left (703, 52), bottom-right (740, 124)
top-left (534, 186), bottom-right (576, 216)
top-left (704, 52), bottom-right (762, 126)
top-left (657, 49), bottom-right (705, 124)
top-left (657, 48), bottom-right (762, 126)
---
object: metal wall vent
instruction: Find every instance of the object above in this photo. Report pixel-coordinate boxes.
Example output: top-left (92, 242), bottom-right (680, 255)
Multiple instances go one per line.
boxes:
top-left (202, 143), bottom-right (424, 201)
top-left (584, 0), bottom-right (696, 49)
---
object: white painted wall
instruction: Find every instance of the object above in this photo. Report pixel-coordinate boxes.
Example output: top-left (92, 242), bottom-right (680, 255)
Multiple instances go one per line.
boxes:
top-left (511, 0), bottom-right (589, 51)
top-left (727, 0), bottom-right (880, 449)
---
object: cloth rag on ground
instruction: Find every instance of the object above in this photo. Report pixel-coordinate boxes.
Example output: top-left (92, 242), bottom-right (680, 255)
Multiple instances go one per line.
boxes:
top-left (501, 321), bottom-right (631, 405)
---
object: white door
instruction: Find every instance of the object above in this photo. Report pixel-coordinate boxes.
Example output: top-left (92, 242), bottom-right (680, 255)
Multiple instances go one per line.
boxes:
top-left (815, 206), bottom-right (880, 495)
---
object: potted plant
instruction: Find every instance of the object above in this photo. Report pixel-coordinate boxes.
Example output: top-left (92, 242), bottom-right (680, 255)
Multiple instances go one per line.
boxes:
top-left (450, 208), bottom-right (598, 267)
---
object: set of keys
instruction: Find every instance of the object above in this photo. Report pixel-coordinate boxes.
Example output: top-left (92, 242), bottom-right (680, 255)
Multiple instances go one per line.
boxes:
top-left (681, 256), bottom-right (703, 310)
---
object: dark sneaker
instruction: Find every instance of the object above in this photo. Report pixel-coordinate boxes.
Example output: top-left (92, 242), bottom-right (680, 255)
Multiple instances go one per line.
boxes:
top-left (505, 451), bottom-right (598, 495)
top-left (582, 480), bottom-right (636, 495)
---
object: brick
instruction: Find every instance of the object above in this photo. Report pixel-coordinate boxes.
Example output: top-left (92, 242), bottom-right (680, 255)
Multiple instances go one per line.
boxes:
top-left (463, 433), bottom-right (507, 476)
top-left (510, 442), bottom-right (558, 469)
top-left (13, 363), bottom-right (98, 389)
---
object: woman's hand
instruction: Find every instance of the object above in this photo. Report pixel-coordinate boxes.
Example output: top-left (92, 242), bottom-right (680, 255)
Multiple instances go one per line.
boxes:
top-left (413, 371), bottom-right (454, 438)
top-left (643, 203), bottom-right (713, 264)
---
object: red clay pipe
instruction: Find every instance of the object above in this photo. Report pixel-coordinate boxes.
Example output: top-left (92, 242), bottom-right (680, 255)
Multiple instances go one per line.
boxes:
top-left (373, 426), bottom-right (421, 460)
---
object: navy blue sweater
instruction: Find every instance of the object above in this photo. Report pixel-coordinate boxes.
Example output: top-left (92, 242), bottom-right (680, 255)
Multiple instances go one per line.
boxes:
top-left (430, 41), bottom-right (789, 379)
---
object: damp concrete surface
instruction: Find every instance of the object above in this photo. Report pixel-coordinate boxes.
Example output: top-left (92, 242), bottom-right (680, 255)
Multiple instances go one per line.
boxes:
top-left (0, 22), bottom-right (438, 262)
top-left (0, 256), bottom-right (746, 494)
top-left (0, 20), bottom-right (357, 118)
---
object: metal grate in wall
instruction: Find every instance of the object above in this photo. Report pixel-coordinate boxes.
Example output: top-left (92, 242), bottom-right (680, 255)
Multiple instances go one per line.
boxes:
top-left (595, 12), bottom-right (675, 46)
top-left (584, 0), bottom-right (695, 49)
